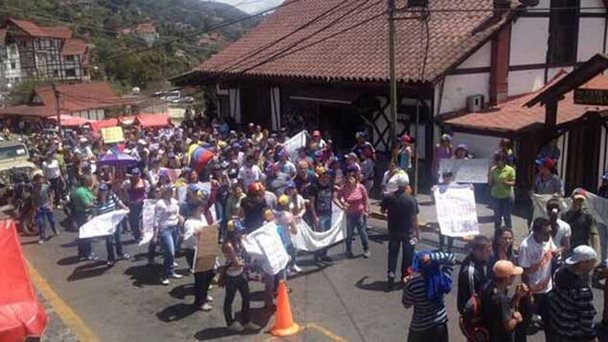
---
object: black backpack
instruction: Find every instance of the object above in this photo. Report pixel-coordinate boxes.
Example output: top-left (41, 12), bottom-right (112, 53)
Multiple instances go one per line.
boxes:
top-left (459, 264), bottom-right (489, 342)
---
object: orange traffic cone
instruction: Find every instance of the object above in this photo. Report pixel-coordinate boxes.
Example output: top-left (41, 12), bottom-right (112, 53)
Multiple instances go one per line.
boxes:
top-left (270, 280), bottom-right (300, 337)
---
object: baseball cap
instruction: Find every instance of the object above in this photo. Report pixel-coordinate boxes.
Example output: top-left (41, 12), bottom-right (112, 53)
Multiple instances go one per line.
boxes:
top-left (492, 260), bottom-right (523, 279)
top-left (440, 133), bottom-right (452, 142)
top-left (566, 245), bottom-right (597, 265)
top-left (535, 157), bottom-right (555, 170)
top-left (572, 188), bottom-right (587, 200)
top-left (401, 134), bottom-right (412, 143)
top-left (456, 144), bottom-right (468, 152)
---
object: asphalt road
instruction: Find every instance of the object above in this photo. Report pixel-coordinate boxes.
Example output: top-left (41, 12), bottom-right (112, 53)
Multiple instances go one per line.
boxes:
top-left (23, 197), bottom-right (607, 342)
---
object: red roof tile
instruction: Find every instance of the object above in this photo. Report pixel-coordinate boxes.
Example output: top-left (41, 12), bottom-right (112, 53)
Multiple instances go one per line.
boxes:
top-left (442, 71), bottom-right (608, 133)
top-left (0, 82), bottom-right (125, 118)
top-left (578, 74), bottom-right (608, 90)
top-left (61, 39), bottom-right (87, 56)
top-left (7, 18), bottom-right (72, 39)
top-left (186, 0), bottom-right (513, 83)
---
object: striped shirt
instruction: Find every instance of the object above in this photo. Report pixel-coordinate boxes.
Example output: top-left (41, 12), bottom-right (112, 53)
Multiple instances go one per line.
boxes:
top-left (402, 251), bottom-right (455, 332)
top-left (95, 193), bottom-right (123, 216)
top-left (549, 266), bottom-right (596, 340)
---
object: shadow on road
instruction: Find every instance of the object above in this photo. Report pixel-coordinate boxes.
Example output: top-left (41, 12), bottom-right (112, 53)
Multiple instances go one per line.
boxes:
top-left (193, 307), bottom-right (272, 340)
top-left (124, 264), bottom-right (162, 287)
top-left (169, 284), bottom-right (194, 300)
top-left (57, 255), bottom-right (81, 266)
top-left (354, 276), bottom-right (395, 292)
top-left (67, 261), bottom-right (109, 281)
top-left (156, 303), bottom-right (198, 322)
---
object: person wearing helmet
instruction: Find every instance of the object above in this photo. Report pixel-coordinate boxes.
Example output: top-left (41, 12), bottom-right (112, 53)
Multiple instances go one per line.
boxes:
top-left (380, 172), bottom-right (419, 291)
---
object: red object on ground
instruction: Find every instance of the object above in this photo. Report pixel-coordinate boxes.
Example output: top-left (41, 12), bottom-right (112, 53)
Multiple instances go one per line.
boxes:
top-left (90, 118), bottom-right (119, 132)
top-left (52, 114), bottom-right (92, 127)
top-left (0, 220), bottom-right (48, 341)
top-left (135, 113), bottom-right (171, 128)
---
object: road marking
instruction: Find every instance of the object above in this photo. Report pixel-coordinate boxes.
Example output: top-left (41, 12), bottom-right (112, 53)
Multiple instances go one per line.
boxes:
top-left (26, 260), bottom-right (99, 342)
top-left (306, 323), bottom-right (348, 342)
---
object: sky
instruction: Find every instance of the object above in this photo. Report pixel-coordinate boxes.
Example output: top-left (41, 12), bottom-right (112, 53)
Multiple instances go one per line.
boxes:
top-left (209, 0), bottom-right (284, 13)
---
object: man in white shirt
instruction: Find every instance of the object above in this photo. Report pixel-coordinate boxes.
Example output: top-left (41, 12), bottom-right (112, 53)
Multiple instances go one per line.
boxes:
top-left (518, 217), bottom-right (556, 340)
top-left (42, 154), bottom-right (63, 208)
top-left (238, 155), bottom-right (262, 188)
top-left (546, 199), bottom-right (571, 254)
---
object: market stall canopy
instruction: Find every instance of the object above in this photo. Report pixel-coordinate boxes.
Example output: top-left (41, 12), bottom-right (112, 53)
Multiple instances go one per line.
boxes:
top-left (0, 220), bottom-right (48, 340)
top-left (135, 113), bottom-right (171, 128)
top-left (50, 114), bottom-right (92, 127)
top-left (90, 118), bottom-right (119, 132)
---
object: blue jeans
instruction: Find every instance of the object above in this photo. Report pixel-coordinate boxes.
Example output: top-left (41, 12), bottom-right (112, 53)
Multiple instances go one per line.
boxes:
top-left (106, 219), bottom-right (124, 262)
top-left (159, 226), bottom-right (178, 278)
top-left (346, 213), bottom-right (369, 253)
top-left (493, 197), bottom-right (513, 230)
top-left (36, 206), bottom-right (56, 240)
top-left (315, 214), bottom-right (332, 257)
top-left (129, 202), bottom-right (144, 240)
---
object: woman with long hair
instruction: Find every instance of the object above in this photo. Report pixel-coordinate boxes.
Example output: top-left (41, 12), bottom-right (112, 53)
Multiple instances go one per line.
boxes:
top-left (337, 172), bottom-right (370, 258)
top-left (488, 227), bottom-right (515, 279)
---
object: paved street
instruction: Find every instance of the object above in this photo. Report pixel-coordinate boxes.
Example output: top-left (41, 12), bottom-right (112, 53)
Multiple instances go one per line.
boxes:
top-left (23, 193), bottom-right (606, 342)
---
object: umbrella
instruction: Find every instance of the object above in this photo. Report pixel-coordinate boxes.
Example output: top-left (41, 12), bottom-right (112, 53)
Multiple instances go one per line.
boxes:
top-left (97, 153), bottom-right (139, 168)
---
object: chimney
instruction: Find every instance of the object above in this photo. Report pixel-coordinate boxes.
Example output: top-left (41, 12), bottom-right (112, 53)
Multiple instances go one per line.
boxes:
top-left (490, 24), bottom-right (511, 106)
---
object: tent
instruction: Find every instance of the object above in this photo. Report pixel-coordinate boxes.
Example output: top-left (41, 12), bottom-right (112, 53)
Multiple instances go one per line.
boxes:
top-left (135, 113), bottom-right (171, 128)
top-left (90, 118), bottom-right (119, 132)
top-left (52, 115), bottom-right (92, 127)
top-left (0, 220), bottom-right (48, 340)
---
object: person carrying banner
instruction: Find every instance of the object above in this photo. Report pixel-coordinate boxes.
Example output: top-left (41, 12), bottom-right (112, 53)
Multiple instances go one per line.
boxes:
top-left (71, 175), bottom-right (97, 261)
top-left (432, 171), bottom-right (455, 253)
top-left (153, 184), bottom-right (184, 285)
top-left (337, 172), bottom-right (370, 259)
top-left (402, 250), bottom-right (456, 342)
top-left (310, 167), bottom-right (337, 263)
top-left (380, 173), bottom-right (419, 292)
top-left (183, 192), bottom-right (216, 311)
top-left (562, 189), bottom-right (600, 254)
top-left (95, 183), bottom-right (130, 267)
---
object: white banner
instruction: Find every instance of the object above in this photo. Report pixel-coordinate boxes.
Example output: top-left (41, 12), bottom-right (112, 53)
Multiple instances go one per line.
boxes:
top-left (283, 131), bottom-right (307, 161)
top-left (242, 222), bottom-right (290, 275)
top-left (531, 189), bottom-right (608, 226)
top-left (291, 207), bottom-right (346, 252)
top-left (139, 199), bottom-right (157, 246)
top-left (434, 184), bottom-right (479, 237)
top-left (79, 210), bottom-right (129, 239)
top-left (439, 158), bottom-right (490, 184)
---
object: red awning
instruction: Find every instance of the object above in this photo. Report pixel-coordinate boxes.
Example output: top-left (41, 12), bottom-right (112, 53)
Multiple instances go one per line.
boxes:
top-left (90, 118), bottom-right (119, 132)
top-left (51, 115), bottom-right (92, 127)
top-left (135, 113), bottom-right (171, 128)
top-left (0, 220), bottom-right (48, 340)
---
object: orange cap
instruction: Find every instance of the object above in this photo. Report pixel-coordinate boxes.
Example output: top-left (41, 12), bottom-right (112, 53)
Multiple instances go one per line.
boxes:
top-left (493, 260), bottom-right (523, 279)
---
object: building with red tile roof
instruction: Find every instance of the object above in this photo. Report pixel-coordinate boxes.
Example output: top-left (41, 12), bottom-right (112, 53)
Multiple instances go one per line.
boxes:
top-left (0, 18), bottom-right (90, 91)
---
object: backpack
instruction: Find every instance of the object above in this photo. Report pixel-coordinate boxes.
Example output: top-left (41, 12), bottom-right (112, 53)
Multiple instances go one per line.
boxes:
top-left (459, 264), bottom-right (489, 342)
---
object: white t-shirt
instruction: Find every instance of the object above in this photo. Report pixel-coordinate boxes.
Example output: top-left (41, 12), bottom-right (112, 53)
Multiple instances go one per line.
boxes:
top-left (183, 215), bottom-right (213, 250)
top-left (238, 165), bottom-right (262, 187)
top-left (154, 198), bottom-right (180, 229)
top-left (43, 159), bottom-right (61, 179)
top-left (518, 234), bottom-right (557, 294)
top-left (551, 219), bottom-right (571, 249)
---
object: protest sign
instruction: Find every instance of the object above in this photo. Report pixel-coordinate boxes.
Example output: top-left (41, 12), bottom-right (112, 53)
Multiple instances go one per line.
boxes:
top-left (79, 210), bottom-right (129, 239)
top-left (283, 131), bottom-right (307, 161)
top-left (531, 189), bottom-right (608, 226)
top-left (438, 158), bottom-right (490, 184)
top-left (242, 222), bottom-right (290, 275)
top-left (434, 184), bottom-right (479, 237)
top-left (101, 127), bottom-right (125, 144)
top-left (139, 199), bottom-right (157, 246)
top-left (292, 206), bottom-right (346, 252)
top-left (194, 226), bottom-right (219, 273)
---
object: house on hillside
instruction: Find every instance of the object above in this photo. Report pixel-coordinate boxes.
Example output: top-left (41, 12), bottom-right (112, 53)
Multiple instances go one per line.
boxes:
top-left (0, 18), bottom-right (90, 90)
top-left (173, 0), bottom-right (608, 191)
top-left (135, 23), bottom-right (159, 47)
top-left (0, 81), bottom-right (125, 121)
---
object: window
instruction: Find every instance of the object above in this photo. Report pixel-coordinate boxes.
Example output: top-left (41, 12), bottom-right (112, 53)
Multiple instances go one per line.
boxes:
top-left (10, 62), bottom-right (15, 69)
top-left (66, 55), bottom-right (74, 62)
top-left (65, 68), bottom-right (76, 77)
top-left (548, 0), bottom-right (579, 65)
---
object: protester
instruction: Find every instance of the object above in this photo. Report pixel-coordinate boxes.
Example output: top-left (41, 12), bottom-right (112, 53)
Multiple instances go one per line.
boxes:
top-left (382, 160), bottom-right (409, 196)
top-left (488, 227), bottom-right (516, 279)
top-left (549, 245), bottom-right (597, 342)
top-left (276, 194), bottom-right (299, 275)
top-left (153, 184), bottom-right (183, 285)
top-left (481, 260), bottom-right (528, 342)
top-left (402, 251), bottom-right (456, 342)
top-left (396, 134), bottom-right (413, 174)
top-left (432, 134), bottom-right (453, 180)
top-left (42, 153), bottom-right (64, 208)
top-left (33, 174), bottom-right (57, 244)
top-left (95, 183), bottom-right (130, 267)
top-left (454, 144), bottom-right (469, 160)
top-left (545, 198), bottom-right (571, 254)
top-left (221, 220), bottom-right (260, 332)
top-left (337, 172), bottom-right (370, 258)
top-left (562, 189), bottom-right (600, 253)
top-left (457, 235), bottom-right (492, 313)
top-left (123, 168), bottom-right (149, 242)
top-left (309, 167), bottom-right (337, 262)
top-left (380, 173), bottom-right (418, 291)
top-left (433, 170), bottom-right (455, 253)
top-left (489, 152), bottom-right (516, 230)
top-left (239, 182), bottom-right (268, 233)
top-left (71, 175), bottom-right (97, 261)
top-left (518, 217), bottom-right (556, 339)
top-left (237, 155), bottom-right (262, 188)
top-left (533, 157), bottom-right (563, 196)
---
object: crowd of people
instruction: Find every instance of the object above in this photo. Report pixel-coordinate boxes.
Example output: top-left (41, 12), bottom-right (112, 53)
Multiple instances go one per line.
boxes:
top-left (11, 114), bottom-right (608, 340)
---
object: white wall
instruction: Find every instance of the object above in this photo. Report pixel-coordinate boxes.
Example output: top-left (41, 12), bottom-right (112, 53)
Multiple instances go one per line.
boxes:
top-left (509, 18), bottom-right (549, 66)
top-left (578, 18), bottom-right (606, 62)
top-left (439, 73), bottom-right (490, 113)
top-left (508, 69), bottom-right (546, 96)
top-left (456, 41), bottom-right (491, 69)
top-left (452, 132), bottom-right (501, 158)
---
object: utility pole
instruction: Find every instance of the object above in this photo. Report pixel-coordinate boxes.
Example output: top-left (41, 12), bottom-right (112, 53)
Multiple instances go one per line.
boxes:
top-left (388, 0), bottom-right (398, 152)
top-left (52, 83), bottom-right (61, 136)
